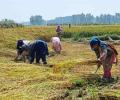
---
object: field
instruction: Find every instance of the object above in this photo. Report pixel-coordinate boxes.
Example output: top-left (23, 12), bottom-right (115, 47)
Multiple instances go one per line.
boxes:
top-left (0, 25), bottom-right (120, 100)
top-left (63, 25), bottom-right (120, 41)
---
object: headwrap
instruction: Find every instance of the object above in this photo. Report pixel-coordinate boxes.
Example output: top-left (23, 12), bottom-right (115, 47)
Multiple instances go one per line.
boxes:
top-left (90, 36), bottom-right (101, 47)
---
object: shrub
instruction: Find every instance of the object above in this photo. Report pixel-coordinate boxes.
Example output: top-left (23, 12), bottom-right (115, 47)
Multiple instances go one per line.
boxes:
top-left (0, 19), bottom-right (24, 28)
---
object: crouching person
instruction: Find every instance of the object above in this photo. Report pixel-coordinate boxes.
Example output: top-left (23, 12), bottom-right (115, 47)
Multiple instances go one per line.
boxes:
top-left (90, 37), bottom-right (118, 82)
top-left (21, 40), bottom-right (49, 64)
top-left (15, 39), bottom-right (30, 61)
top-left (51, 37), bottom-right (62, 54)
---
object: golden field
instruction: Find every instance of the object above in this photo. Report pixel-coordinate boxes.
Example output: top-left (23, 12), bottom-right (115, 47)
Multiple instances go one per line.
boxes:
top-left (0, 26), bottom-right (120, 100)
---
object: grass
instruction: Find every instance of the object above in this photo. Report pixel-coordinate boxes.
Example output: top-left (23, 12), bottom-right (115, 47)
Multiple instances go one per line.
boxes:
top-left (63, 25), bottom-right (120, 41)
top-left (0, 26), bottom-right (120, 99)
top-left (0, 26), bottom-right (56, 49)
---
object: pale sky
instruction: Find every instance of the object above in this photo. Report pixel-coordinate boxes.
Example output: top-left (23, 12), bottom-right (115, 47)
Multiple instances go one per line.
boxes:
top-left (0, 0), bottom-right (120, 22)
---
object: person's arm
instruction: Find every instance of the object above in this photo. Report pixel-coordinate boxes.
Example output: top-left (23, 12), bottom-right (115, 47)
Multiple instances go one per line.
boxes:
top-left (56, 28), bottom-right (58, 32)
top-left (97, 49), bottom-right (107, 68)
top-left (59, 43), bottom-right (62, 50)
top-left (51, 38), bottom-right (54, 49)
top-left (116, 55), bottom-right (118, 65)
top-left (28, 43), bottom-right (35, 64)
top-left (29, 50), bottom-right (35, 64)
top-left (94, 50), bottom-right (101, 68)
top-left (94, 50), bottom-right (100, 59)
top-left (98, 49), bottom-right (107, 61)
top-left (45, 43), bottom-right (49, 56)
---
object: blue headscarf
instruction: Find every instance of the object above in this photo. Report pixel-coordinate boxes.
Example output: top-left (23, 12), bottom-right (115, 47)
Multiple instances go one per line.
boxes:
top-left (90, 36), bottom-right (108, 51)
top-left (90, 36), bottom-right (101, 47)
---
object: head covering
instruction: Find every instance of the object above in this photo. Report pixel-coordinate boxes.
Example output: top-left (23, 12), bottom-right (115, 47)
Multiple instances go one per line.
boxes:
top-left (90, 36), bottom-right (101, 47)
top-left (57, 25), bottom-right (60, 27)
top-left (17, 40), bottom-right (23, 46)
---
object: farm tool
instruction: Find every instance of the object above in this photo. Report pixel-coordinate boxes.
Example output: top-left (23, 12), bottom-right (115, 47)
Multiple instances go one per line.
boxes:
top-left (65, 59), bottom-right (119, 74)
top-left (94, 58), bottom-right (120, 74)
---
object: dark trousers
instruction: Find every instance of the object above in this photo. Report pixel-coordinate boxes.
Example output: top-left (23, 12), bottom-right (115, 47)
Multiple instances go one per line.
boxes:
top-left (36, 54), bottom-right (47, 64)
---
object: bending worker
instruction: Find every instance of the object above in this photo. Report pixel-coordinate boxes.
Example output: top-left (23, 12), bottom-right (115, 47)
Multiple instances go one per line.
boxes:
top-left (21, 40), bottom-right (49, 64)
top-left (90, 37), bottom-right (118, 82)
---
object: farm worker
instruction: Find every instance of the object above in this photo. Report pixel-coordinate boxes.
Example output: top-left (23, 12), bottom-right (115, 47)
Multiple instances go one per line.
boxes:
top-left (15, 39), bottom-right (30, 60)
top-left (90, 36), bottom-right (118, 82)
top-left (21, 40), bottom-right (49, 64)
top-left (56, 25), bottom-right (63, 40)
top-left (51, 37), bottom-right (62, 54)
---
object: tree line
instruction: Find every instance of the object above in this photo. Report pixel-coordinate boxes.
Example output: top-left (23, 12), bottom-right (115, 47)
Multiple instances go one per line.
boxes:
top-left (0, 19), bottom-right (23, 28)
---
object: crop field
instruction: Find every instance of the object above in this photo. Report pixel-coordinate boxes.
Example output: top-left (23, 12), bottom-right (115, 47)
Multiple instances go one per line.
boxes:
top-left (0, 25), bottom-right (120, 100)
top-left (63, 25), bottom-right (120, 41)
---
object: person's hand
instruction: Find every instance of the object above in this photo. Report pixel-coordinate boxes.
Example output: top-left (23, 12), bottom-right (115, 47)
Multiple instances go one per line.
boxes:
top-left (97, 58), bottom-right (101, 61)
top-left (97, 58), bottom-right (102, 68)
top-left (116, 57), bottom-right (118, 65)
top-left (47, 53), bottom-right (49, 56)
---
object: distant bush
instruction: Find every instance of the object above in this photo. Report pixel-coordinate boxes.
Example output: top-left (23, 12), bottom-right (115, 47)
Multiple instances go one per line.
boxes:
top-left (63, 32), bottom-right (73, 38)
top-left (110, 35), bottom-right (120, 40)
top-left (0, 19), bottom-right (24, 28)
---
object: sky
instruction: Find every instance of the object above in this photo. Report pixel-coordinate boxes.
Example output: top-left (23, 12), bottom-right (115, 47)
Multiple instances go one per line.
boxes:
top-left (0, 0), bottom-right (120, 22)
